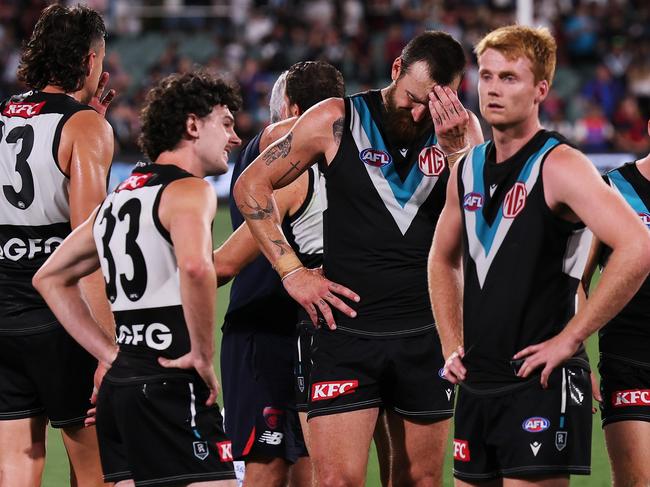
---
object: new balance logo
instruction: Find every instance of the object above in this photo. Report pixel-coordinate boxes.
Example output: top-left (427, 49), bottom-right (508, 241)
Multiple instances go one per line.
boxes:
top-left (258, 431), bottom-right (283, 445)
top-left (613, 389), bottom-right (650, 407)
top-left (311, 380), bottom-right (358, 401)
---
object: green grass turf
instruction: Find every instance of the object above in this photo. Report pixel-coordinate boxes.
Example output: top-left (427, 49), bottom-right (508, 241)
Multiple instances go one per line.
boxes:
top-left (42, 208), bottom-right (611, 486)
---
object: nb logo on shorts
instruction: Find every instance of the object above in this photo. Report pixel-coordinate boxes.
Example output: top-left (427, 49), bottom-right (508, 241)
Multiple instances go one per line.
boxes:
top-left (612, 389), bottom-right (650, 407)
top-left (258, 431), bottom-right (283, 445)
top-left (116, 323), bottom-right (172, 350)
top-left (311, 380), bottom-right (358, 401)
top-left (193, 441), bottom-right (209, 460)
top-left (453, 439), bottom-right (470, 462)
top-left (216, 441), bottom-right (233, 462)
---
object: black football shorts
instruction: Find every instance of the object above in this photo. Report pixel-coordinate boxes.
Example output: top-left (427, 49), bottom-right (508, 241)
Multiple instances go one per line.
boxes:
top-left (599, 354), bottom-right (650, 427)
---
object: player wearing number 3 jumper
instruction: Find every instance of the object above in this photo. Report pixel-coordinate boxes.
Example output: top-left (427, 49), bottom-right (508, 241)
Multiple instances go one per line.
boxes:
top-left (0, 5), bottom-right (115, 486)
top-left (34, 71), bottom-right (241, 487)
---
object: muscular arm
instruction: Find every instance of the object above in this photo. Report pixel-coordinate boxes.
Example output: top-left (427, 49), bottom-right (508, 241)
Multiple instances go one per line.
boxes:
top-left (32, 212), bottom-right (117, 366)
top-left (233, 98), bottom-right (342, 274)
top-left (428, 161), bottom-right (466, 383)
top-left (214, 118), bottom-right (308, 286)
top-left (60, 110), bottom-right (116, 338)
top-left (516, 147), bottom-right (650, 385)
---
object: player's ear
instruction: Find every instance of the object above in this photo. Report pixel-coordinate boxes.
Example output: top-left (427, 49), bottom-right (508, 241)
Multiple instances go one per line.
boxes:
top-left (185, 113), bottom-right (200, 139)
top-left (85, 51), bottom-right (95, 77)
top-left (289, 103), bottom-right (300, 117)
top-left (391, 57), bottom-right (402, 81)
top-left (534, 79), bottom-right (549, 105)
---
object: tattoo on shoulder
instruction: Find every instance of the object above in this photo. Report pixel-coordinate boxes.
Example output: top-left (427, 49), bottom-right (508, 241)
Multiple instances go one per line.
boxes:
top-left (238, 196), bottom-right (273, 220)
top-left (332, 117), bottom-right (344, 144)
top-left (273, 159), bottom-right (302, 187)
top-left (262, 132), bottom-right (293, 166)
top-left (269, 238), bottom-right (290, 256)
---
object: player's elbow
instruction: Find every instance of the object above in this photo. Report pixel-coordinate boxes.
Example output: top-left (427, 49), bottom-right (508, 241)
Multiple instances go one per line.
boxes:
top-left (179, 257), bottom-right (215, 283)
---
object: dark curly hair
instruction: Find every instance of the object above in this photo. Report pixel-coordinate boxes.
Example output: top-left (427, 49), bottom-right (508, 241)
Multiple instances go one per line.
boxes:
top-left (285, 61), bottom-right (345, 113)
top-left (17, 4), bottom-right (106, 92)
top-left (138, 71), bottom-right (242, 161)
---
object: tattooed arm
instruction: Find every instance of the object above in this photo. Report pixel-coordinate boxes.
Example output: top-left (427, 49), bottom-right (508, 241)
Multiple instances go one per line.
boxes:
top-left (234, 98), bottom-right (359, 327)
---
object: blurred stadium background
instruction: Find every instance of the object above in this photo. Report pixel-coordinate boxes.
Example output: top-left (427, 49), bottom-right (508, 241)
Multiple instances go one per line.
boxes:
top-left (1, 0), bottom-right (647, 484)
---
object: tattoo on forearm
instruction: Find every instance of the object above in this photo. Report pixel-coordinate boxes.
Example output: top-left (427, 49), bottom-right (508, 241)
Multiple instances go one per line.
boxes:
top-left (269, 238), bottom-right (290, 256)
top-left (332, 117), bottom-right (344, 144)
top-left (273, 159), bottom-right (303, 187)
top-left (263, 132), bottom-right (293, 166)
top-left (238, 196), bottom-right (273, 220)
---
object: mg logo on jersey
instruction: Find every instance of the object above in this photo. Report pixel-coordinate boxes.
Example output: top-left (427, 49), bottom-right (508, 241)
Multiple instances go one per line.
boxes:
top-left (2, 101), bottom-right (46, 118)
top-left (612, 389), bottom-right (650, 407)
top-left (453, 439), bottom-right (470, 462)
top-left (360, 148), bottom-right (392, 167)
top-left (263, 407), bottom-right (284, 430)
top-left (639, 212), bottom-right (650, 228)
top-left (216, 441), bottom-right (233, 462)
top-left (311, 380), bottom-right (358, 401)
top-left (0, 236), bottom-right (63, 261)
top-left (503, 182), bottom-right (527, 218)
top-left (116, 323), bottom-right (172, 350)
top-left (117, 172), bottom-right (154, 192)
top-left (418, 146), bottom-right (445, 176)
top-left (463, 192), bottom-right (484, 211)
top-left (522, 417), bottom-right (550, 433)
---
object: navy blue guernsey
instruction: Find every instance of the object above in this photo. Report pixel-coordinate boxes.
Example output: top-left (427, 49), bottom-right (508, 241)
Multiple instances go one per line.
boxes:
top-left (320, 90), bottom-right (448, 337)
top-left (599, 163), bottom-right (650, 366)
top-left (0, 91), bottom-right (93, 335)
top-left (226, 130), bottom-right (322, 333)
top-left (458, 130), bottom-right (591, 392)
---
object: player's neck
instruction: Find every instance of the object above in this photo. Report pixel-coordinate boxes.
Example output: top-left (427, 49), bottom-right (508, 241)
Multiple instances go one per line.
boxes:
top-left (156, 149), bottom-right (206, 179)
top-left (491, 117), bottom-right (542, 163)
top-left (42, 85), bottom-right (72, 96)
top-left (636, 153), bottom-right (650, 181)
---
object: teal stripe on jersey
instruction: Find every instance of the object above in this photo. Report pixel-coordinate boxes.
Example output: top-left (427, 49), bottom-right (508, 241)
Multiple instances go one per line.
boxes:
top-left (608, 169), bottom-right (650, 215)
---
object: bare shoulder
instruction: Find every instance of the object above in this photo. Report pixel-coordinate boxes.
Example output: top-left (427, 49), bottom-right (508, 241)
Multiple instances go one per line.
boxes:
top-left (544, 144), bottom-right (595, 177)
top-left (161, 177), bottom-right (215, 218)
top-left (65, 109), bottom-right (113, 141)
top-left (260, 117), bottom-right (297, 152)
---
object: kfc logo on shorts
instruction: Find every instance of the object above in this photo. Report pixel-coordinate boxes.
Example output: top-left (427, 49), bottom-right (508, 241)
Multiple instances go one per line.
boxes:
top-left (418, 146), bottom-right (445, 176)
top-left (311, 380), bottom-right (358, 401)
top-left (638, 212), bottom-right (650, 228)
top-left (502, 182), bottom-right (527, 218)
top-left (360, 148), bottom-right (392, 167)
top-left (216, 441), bottom-right (233, 462)
top-left (116, 172), bottom-right (154, 191)
top-left (453, 439), bottom-right (470, 462)
top-left (263, 407), bottom-right (284, 430)
top-left (612, 389), bottom-right (650, 407)
top-left (522, 417), bottom-right (550, 433)
top-left (463, 192), bottom-right (484, 211)
top-left (2, 101), bottom-right (46, 118)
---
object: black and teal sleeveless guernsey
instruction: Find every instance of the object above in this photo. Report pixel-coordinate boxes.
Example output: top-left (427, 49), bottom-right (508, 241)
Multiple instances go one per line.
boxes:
top-left (93, 163), bottom-right (198, 382)
top-left (0, 91), bottom-right (93, 335)
top-left (599, 162), bottom-right (650, 366)
top-left (458, 130), bottom-right (592, 392)
top-left (226, 131), bottom-right (323, 334)
top-left (320, 90), bottom-right (448, 337)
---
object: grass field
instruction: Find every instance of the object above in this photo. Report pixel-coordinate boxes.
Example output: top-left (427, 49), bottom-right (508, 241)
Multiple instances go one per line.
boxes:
top-left (41, 208), bottom-right (612, 486)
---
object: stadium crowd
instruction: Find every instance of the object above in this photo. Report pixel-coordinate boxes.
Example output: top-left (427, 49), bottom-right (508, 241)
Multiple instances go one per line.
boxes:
top-left (1, 0), bottom-right (650, 160)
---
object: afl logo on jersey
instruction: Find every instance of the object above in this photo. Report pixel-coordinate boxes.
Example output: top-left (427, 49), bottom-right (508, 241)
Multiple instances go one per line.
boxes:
top-left (360, 148), bottom-right (392, 167)
top-left (418, 146), bottom-right (445, 176)
top-left (117, 172), bottom-right (154, 192)
top-left (639, 212), bottom-right (650, 228)
top-left (503, 182), bottom-right (527, 218)
top-left (2, 101), bottom-right (46, 118)
top-left (463, 192), bottom-right (484, 211)
top-left (522, 417), bottom-right (550, 433)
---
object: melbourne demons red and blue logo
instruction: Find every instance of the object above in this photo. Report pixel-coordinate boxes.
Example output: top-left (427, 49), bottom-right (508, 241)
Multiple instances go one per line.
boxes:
top-left (639, 212), bottom-right (650, 228)
top-left (360, 148), bottom-right (392, 167)
top-left (522, 417), bottom-right (550, 433)
top-left (463, 192), bottom-right (484, 211)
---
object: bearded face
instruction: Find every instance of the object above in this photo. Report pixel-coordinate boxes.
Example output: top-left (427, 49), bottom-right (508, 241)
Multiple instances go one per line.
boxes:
top-left (383, 82), bottom-right (433, 147)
